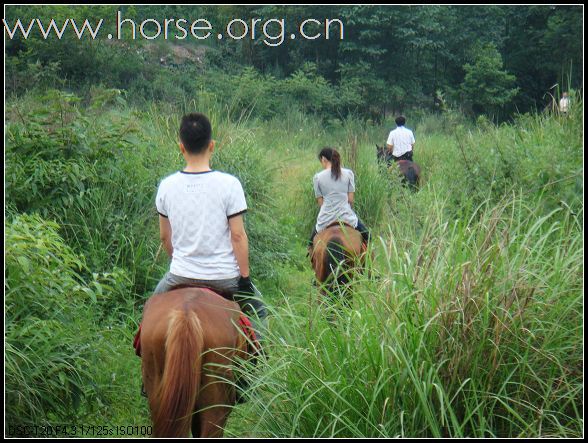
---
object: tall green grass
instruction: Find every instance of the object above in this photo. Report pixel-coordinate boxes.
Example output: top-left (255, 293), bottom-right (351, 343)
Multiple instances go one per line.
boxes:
top-left (5, 87), bottom-right (582, 437)
top-left (234, 195), bottom-right (583, 438)
top-left (227, 100), bottom-right (583, 438)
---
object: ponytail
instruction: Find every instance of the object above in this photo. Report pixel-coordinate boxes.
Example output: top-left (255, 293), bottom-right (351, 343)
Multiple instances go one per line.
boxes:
top-left (318, 147), bottom-right (342, 180)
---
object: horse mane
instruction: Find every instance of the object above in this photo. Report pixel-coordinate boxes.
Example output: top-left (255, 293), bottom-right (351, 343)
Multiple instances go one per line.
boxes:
top-left (153, 309), bottom-right (204, 438)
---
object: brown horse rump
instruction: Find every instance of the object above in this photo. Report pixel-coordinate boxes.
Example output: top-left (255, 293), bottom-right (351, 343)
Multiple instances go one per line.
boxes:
top-left (309, 221), bottom-right (358, 252)
top-left (133, 287), bottom-right (258, 358)
top-left (311, 224), bottom-right (363, 285)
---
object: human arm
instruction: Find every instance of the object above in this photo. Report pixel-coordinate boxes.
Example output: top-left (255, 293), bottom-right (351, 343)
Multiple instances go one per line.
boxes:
top-left (229, 216), bottom-right (256, 295)
top-left (229, 214), bottom-right (250, 278)
top-left (156, 181), bottom-right (173, 258)
top-left (159, 215), bottom-right (173, 258)
top-left (313, 174), bottom-right (324, 207)
top-left (348, 170), bottom-right (356, 208)
top-left (386, 131), bottom-right (394, 152)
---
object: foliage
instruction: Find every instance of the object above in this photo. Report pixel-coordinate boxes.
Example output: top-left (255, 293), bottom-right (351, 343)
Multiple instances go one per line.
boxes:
top-left (4, 90), bottom-right (583, 436)
top-left (5, 5), bottom-right (582, 120)
top-left (5, 214), bottom-right (131, 425)
top-left (461, 43), bottom-right (519, 119)
top-left (211, 124), bottom-right (291, 278)
top-left (5, 90), bottom-right (161, 295)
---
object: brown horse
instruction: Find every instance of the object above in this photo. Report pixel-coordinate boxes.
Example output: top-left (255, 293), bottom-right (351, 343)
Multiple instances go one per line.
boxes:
top-left (310, 223), bottom-right (364, 305)
top-left (140, 288), bottom-right (248, 438)
top-left (376, 144), bottom-right (421, 189)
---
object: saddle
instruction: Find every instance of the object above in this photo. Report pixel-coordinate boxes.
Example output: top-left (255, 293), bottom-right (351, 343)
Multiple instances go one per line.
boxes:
top-left (166, 283), bottom-right (233, 300)
top-left (309, 221), bottom-right (364, 259)
top-left (133, 286), bottom-right (259, 358)
top-left (324, 221), bottom-right (355, 231)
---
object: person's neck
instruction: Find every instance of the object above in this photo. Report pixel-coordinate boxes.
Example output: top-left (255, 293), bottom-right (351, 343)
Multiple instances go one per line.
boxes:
top-left (323, 162), bottom-right (332, 170)
top-left (183, 155), bottom-right (211, 173)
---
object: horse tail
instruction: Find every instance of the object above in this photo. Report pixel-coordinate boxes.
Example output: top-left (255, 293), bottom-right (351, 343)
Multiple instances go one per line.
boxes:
top-left (153, 309), bottom-right (204, 438)
top-left (326, 239), bottom-right (348, 287)
top-left (405, 164), bottom-right (418, 189)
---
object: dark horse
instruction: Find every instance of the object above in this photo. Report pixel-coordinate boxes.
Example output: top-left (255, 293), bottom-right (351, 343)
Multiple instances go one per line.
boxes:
top-left (310, 223), bottom-right (365, 309)
top-left (376, 144), bottom-right (421, 189)
top-left (140, 288), bottom-right (250, 438)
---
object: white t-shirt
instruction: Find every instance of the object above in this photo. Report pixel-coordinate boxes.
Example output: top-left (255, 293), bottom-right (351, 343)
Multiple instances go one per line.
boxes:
top-left (156, 170), bottom-right (247, 280)
top-left (386, 126), bottom-right (415, 157)
top-left (559, 96), bottom-right (570, 113)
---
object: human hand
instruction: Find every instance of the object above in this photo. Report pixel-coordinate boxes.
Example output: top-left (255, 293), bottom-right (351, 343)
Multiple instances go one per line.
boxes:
top-left (238, 275), bottom-right (255, 296)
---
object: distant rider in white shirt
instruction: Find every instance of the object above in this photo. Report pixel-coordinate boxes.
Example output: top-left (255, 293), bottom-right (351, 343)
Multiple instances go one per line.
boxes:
top-left (386, 115), bottom-right (416, 163)
top-left (559, 92), bottom-right (570, 114)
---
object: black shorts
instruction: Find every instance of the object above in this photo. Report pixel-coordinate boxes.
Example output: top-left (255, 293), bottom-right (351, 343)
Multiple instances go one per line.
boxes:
top-left (393, 151), bottom-right (413, 162)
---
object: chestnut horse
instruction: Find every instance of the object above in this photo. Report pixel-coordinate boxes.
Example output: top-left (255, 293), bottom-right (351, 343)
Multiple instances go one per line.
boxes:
top-left (310, 223), bottom-right (364, 305)
top-left (376, 144), bottom-right (421, 189)
top-left (140, 288), bottom-right (248, 438)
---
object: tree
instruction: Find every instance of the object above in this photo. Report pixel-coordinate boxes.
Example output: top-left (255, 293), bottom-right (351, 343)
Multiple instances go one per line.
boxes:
top-left (461, 43), bottom-right (519, 119)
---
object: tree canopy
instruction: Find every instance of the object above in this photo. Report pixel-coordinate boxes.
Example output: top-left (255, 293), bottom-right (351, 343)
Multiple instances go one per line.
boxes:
top-left (4, 5), bottom-right (583, 121)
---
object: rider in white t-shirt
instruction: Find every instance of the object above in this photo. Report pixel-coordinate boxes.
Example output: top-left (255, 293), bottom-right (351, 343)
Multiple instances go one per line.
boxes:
top-left (559, 92), bottom-right (570, 114)
top-left (386, 115), bottom-right (415, 163)
top-left (153, 112), bottom-right (266, 339)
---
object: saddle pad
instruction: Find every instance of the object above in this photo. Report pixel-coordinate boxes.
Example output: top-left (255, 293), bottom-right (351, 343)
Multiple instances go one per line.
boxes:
top-left (238, 313), bottom-right (260, 355)
top-left (133, 324), bottom-right (142, 357)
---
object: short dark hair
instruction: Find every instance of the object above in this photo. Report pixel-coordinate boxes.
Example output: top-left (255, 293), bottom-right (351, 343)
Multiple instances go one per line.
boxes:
top-left (395, 115), bottom-right (406, 126)
top-left (179, 113), bottom-right (212, 154)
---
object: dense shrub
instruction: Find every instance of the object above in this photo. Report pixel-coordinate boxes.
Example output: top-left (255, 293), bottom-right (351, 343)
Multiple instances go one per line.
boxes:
top-left (5, 91), bottom-right (163, 295)
top-left (5, 214), bottom-right (132, 425)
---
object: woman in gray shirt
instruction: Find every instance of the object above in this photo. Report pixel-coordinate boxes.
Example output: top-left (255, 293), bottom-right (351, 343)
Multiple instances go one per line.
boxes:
top-left (308, 147), bottom-right (370, 249)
